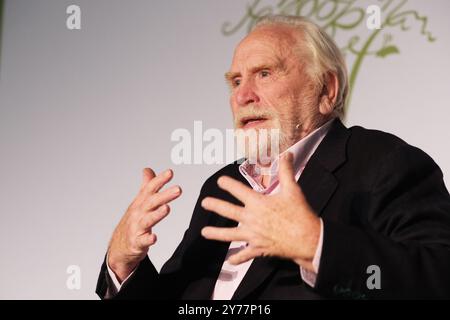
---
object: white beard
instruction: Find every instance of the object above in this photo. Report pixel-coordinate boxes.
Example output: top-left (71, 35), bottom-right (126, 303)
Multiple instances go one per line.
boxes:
top-left (233, 106), bottom-right (304, 168)
top-left (234, 121), bottom-right (295, 171)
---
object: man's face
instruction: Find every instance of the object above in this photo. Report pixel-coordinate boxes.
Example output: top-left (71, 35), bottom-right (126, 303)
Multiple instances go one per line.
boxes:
top-left (226, 25), bottom-right (320, 162)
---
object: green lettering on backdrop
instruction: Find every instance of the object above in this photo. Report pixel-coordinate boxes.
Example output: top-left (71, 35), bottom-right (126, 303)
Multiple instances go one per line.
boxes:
top-left (222, 0), bottom-right (435, 117)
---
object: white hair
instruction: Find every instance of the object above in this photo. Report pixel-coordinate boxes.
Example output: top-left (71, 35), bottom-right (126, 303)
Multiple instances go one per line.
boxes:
top-left (252, 15), bottom-right (349, 118)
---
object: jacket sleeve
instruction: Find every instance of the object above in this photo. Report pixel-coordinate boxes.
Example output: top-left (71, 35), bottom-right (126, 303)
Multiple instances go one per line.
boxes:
top-left (95, 180), bottom-right (212, 300)
top-left (315, 144), bottom-right (450, 299)
top-left (95, 254), bottom-right (160, 300)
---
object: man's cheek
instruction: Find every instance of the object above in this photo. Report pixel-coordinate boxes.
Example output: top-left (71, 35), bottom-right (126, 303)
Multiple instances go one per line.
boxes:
top-left (261, 87), bottom-right (290, 107)
top-left (230, 97), bottom-right (239, 115)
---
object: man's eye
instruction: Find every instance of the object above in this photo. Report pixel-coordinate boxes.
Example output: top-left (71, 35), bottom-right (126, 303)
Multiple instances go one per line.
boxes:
top-left (260, 70), bottom-right (270, 78)
top-left (233, 79), bottom-right (241, 87)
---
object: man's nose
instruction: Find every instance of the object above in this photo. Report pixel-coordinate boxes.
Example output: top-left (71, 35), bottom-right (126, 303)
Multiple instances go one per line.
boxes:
top-left (235, 81), bottom-right (260, 106)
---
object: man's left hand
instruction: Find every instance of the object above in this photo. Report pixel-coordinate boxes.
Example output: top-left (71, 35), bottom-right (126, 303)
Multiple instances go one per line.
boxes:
top-left (201, 152), bottom-right (321, 271)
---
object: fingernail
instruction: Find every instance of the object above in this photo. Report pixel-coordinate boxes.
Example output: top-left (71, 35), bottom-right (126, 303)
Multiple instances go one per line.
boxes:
top-left (172, 186), bottom-right (181, 194)
top-left (217, 176), bottom-right (225, 186)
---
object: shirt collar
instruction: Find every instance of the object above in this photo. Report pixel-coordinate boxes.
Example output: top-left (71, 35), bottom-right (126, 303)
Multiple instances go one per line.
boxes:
top-left (239, 119), bottom-right (334, 193)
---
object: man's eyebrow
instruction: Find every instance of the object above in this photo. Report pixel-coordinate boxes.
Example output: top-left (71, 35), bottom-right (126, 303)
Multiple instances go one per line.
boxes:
top-left (224, 71), bottom-right (240, 83)
top-left (224, 61), bottom-right (286, 83)
top-left (249, 63), bottom-right (281, 74)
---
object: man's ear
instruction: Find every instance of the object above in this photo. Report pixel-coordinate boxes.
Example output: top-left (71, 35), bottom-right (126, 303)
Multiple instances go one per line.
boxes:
top-left (319, 72), bottom-right (339, 116)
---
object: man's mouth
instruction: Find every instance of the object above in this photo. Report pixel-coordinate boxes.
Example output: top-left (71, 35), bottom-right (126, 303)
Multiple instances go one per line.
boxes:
top-left (240, 116), bottom-right (269, 129)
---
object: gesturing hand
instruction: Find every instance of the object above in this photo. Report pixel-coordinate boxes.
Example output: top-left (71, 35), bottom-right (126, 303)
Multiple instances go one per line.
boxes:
top-left (108, 168), bottom-right (182, 282)
top-left (201, 153), bottom-right (320, 271)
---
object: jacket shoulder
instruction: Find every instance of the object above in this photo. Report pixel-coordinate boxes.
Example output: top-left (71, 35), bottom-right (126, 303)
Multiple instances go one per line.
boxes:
top-left (200, 160), bottom-right (243, 194)
top-left (346, 125), bottom-right (440, 173)
top-left (348, 125), bottom-right (409, 153)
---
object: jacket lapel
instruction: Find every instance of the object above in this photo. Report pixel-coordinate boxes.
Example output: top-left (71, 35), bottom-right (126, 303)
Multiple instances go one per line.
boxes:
top-left (182, 172), bottom-right (246, 299)
top-left (299, 119), bottom-right (349, 215)
top-left (299, 160), bottom-right (338, 216)
top-left (231, 256), bottom-right (279, 300)
top-left (231, 119), bottom-right (350, 299)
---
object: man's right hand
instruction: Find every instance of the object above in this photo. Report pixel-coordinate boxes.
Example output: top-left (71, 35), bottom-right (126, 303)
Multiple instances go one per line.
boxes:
top-left (107, 168), bottom-right (182, 282)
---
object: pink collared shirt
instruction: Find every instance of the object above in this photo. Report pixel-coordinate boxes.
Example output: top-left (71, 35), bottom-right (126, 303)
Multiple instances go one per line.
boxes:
top-left (106, 119), bottom-right (333, 299)
top-left (211, 119), bottom-right (333, 299)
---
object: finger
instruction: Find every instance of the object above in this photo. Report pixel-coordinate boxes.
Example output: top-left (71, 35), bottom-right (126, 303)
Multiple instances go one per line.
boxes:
top-left (279, 152), bottom-right (297, 192)
top-left (142, 185), bottom-right (181, 211)
top-left (201, 197), bottom-right (243, 222)
top-left (140, 204), bottom-right (170, 231)
top-left (217, 175), bottom-right (258, 204)
top-left (201, 226), bottom-right (247, 242)
top-left (228, 246), bottom-right (260, 265)
top-left (144, 169), bottom-right (174, 194)
top-left (138, 232), bottom-right (157, 249)
top-left (140, 168), bottom-right (156, 190)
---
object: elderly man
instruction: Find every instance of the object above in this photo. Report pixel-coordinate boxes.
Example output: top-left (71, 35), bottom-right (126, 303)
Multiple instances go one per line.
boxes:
top-left (96, 15), bottom-right (450, 299)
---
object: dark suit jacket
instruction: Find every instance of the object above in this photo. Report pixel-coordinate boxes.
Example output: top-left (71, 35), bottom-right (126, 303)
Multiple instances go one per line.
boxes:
top-left (96, 119), bottom-right (450, 299)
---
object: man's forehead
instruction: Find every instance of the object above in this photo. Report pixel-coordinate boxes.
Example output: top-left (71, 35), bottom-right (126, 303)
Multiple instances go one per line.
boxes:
top-left (240, 25), bottom-right (298, 50)
top-left (234, 26), bottom-right (300, 56)
top-left (230, 25), bottom-right (300, 68)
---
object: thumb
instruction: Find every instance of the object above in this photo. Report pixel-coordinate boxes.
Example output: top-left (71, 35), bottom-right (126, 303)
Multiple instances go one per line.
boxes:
top-left (140, 167), bottom-right (156, 189)
top-left (279, 152), bottom-right (296, 192)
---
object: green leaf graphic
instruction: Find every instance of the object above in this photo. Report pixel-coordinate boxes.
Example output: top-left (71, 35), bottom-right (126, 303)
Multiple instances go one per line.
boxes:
top-left (376, 45), bottom-right (400, 58)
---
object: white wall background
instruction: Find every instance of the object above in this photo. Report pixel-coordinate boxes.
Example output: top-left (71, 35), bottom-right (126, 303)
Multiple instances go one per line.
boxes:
top-left (0, 0), bottom-right (449, 299)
